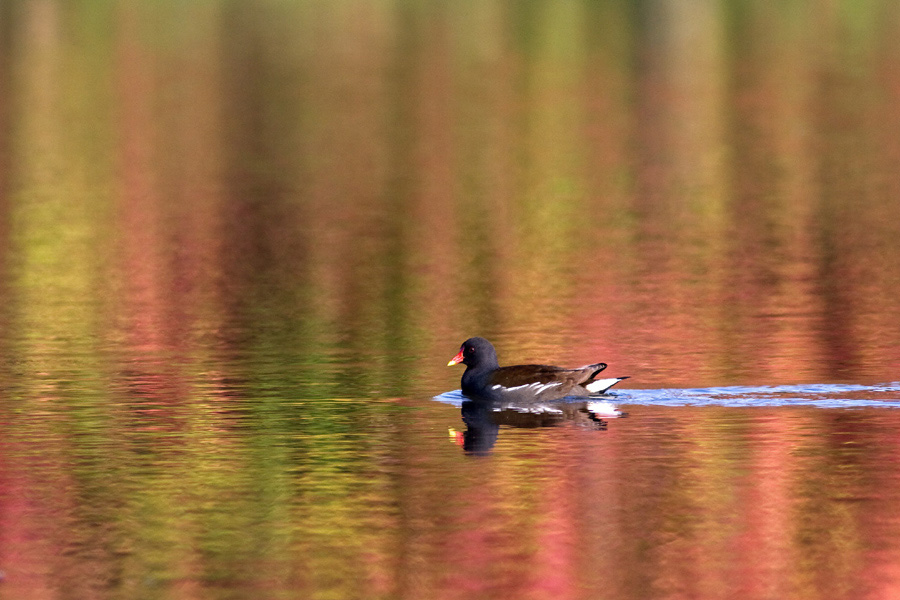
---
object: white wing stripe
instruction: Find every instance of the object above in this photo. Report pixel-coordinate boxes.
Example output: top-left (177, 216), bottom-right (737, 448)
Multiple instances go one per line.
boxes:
top-left (493, 381), bottom-right (563, 393)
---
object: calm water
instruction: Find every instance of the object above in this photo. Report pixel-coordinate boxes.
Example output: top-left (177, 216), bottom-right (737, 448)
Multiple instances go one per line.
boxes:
top-left (2, 1), bottom-right (900, 599)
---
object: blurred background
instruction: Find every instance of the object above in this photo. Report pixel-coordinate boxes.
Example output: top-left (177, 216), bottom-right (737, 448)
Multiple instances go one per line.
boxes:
top-left (1, 1), bottom-right (900, 599)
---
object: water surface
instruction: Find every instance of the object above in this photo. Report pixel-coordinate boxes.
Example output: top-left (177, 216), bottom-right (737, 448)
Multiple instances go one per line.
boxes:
top-left (1, 1), bottom-right (900, 599)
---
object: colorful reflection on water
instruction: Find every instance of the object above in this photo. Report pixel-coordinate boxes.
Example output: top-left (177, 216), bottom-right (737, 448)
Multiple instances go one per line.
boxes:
top-left (1, 1), bottom-right (900, 599)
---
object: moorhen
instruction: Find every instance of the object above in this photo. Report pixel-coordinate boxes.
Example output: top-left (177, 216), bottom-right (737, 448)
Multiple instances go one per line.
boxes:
top-left (448, 337), bottom-right (627, 401)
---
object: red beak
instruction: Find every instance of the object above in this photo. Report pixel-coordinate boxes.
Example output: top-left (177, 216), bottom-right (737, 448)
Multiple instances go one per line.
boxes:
top-left (447, 349), bottom-right (464, 366)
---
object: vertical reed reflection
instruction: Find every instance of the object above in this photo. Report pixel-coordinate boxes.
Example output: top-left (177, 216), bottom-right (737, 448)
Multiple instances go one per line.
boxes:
top-left (0, 2), bottom-right (13, 383)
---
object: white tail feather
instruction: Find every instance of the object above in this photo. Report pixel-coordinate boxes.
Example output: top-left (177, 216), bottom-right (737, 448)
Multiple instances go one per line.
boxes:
top-left (585, 377), bottom-right (626, 394)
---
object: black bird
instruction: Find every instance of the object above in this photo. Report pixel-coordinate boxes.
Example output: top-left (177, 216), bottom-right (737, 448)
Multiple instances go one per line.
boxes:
top-left (448, 337), bottom-right (627, 401)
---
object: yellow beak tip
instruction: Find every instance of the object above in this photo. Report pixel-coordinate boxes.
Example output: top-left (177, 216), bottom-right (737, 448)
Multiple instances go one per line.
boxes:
top-left (447, 360), bottom-right (456, 366)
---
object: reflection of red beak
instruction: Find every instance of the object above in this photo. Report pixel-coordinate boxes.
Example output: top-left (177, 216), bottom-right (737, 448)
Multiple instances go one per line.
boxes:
top-left (447, 349), bottom-right (464, 366)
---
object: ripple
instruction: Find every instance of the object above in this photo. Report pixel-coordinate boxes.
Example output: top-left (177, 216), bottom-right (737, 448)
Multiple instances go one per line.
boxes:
top-left (618, 382), bottom-right (900, 408)
top-left (434, 383), bottom-right (900, 409)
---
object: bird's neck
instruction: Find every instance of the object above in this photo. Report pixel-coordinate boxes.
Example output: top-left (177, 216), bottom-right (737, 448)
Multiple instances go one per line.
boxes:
top-left (461, 359), bottom-right (498, 393)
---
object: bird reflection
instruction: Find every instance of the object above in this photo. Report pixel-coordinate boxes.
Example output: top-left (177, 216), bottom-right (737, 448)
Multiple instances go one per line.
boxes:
top-left (452, 393), bottom-right (625, 455)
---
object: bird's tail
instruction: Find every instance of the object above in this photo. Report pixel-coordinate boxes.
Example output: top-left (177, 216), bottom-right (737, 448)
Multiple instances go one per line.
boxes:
top-left (585, 376), bottom-right (629, 394)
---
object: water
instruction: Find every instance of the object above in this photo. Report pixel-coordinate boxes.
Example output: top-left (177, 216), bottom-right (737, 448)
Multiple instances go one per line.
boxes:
top-left (437, 383), bottom-right (900, 410)
top-left (2, 1), bottom-right (900, 599)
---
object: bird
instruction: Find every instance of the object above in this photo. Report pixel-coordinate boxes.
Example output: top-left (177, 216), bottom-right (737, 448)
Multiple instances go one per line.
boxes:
top-left (447, 337), bottom-right (627, 402)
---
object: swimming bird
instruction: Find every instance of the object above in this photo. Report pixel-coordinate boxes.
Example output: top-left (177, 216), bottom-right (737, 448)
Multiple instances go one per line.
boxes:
top-left (448, 337), bottom-right (627, 401)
